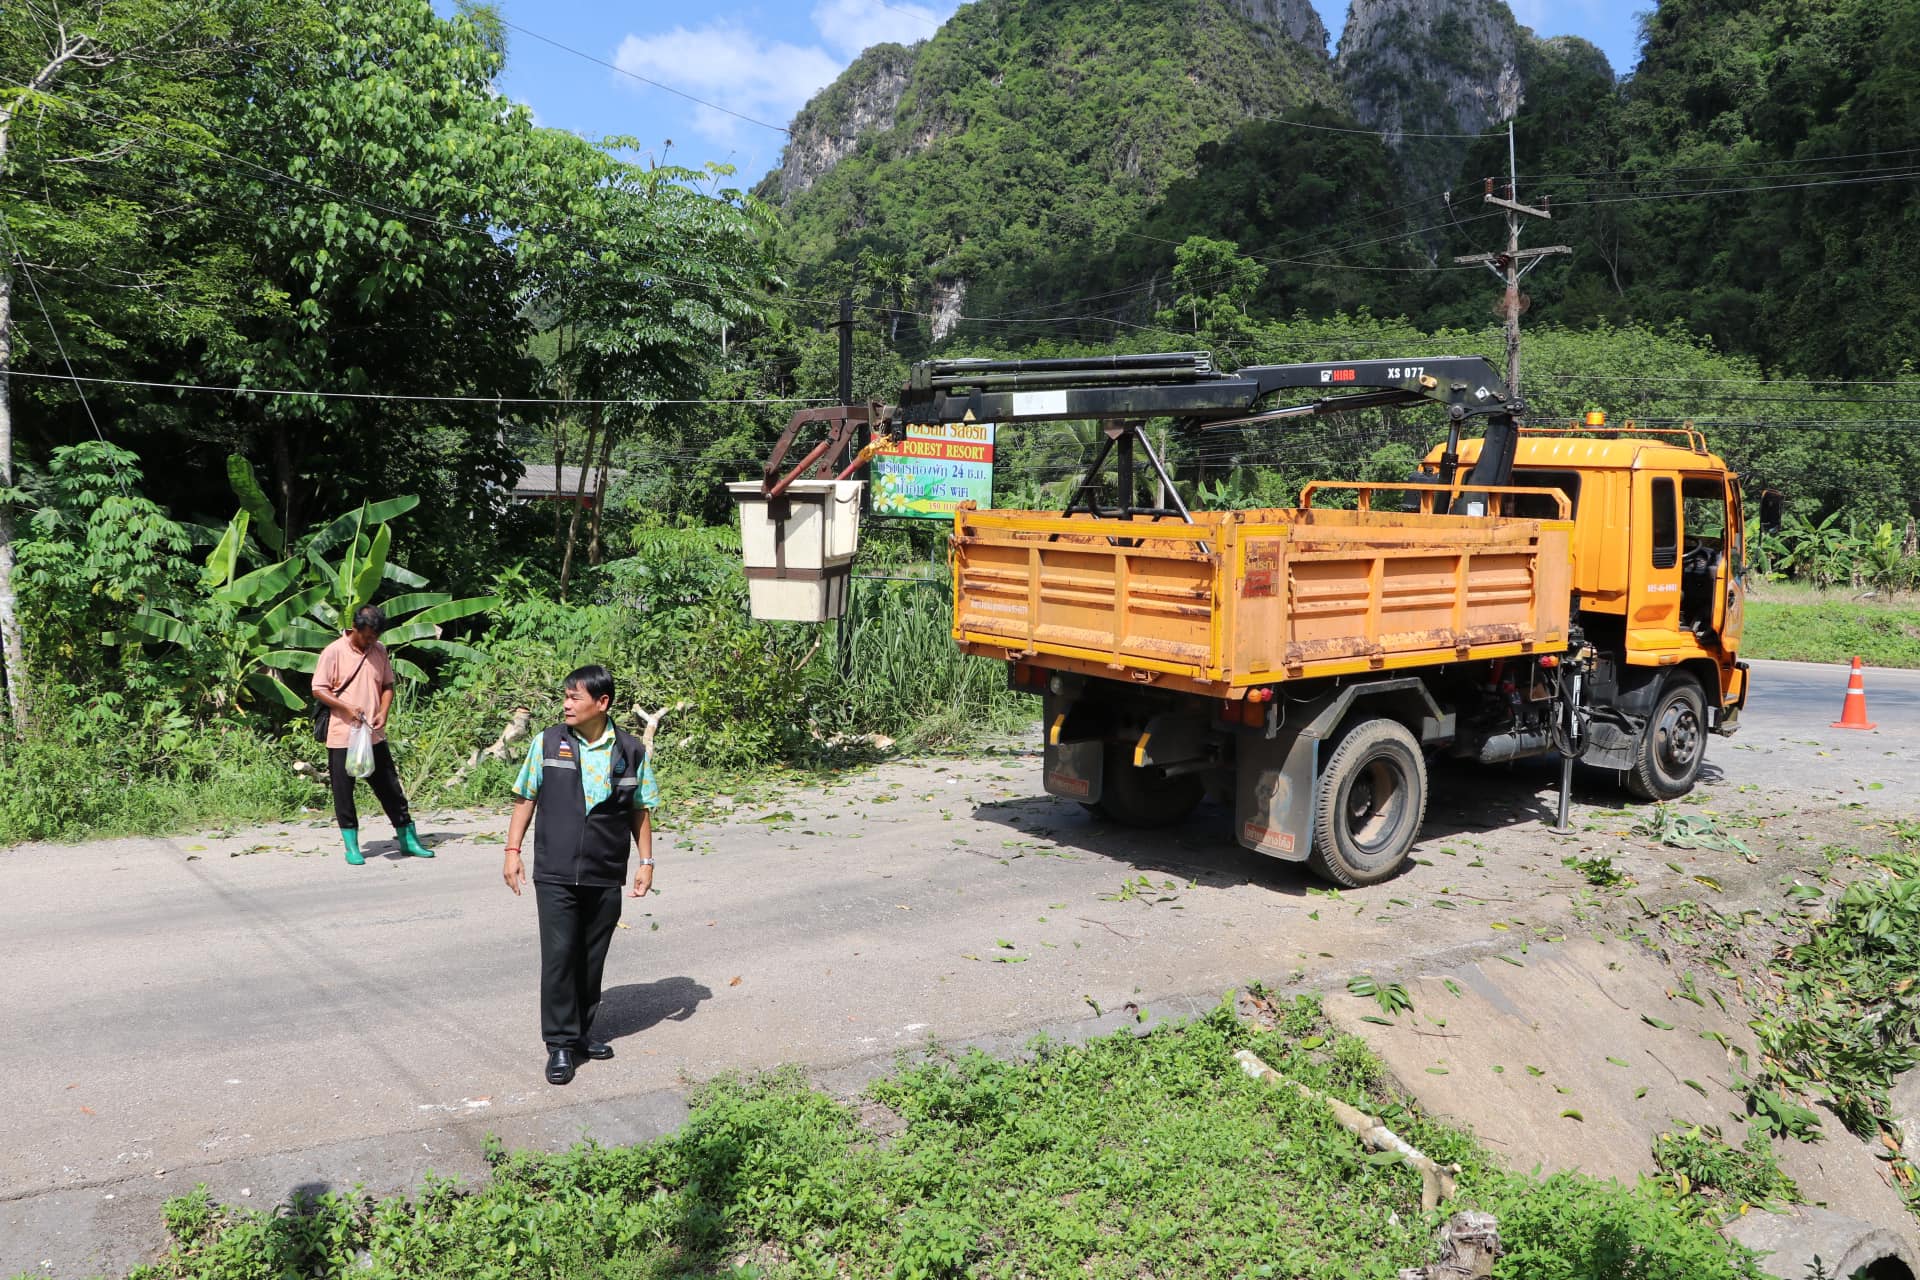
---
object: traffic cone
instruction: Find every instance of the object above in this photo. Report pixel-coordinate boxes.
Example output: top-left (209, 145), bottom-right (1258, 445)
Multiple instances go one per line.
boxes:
top-left (1832, 656), bottom-right (1877, 730)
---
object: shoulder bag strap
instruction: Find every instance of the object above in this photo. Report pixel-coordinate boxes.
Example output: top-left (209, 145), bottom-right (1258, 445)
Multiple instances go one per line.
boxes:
top-left (330, 649), bottom-right (371, 696)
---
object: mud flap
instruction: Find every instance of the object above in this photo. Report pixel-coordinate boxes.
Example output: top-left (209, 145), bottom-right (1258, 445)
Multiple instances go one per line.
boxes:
top-left (1042, 693), bottom-right (1104, 804)
top-left (1045, 738), bottom-right (1103, 804)
top-left (1235, 719), bottom-right (1316, 862)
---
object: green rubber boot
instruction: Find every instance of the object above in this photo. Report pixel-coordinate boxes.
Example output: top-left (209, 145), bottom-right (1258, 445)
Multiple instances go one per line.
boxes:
top-left (398, 823), bottom-right (434, 858)
top-left (342, 829), bottom-right (365, 866)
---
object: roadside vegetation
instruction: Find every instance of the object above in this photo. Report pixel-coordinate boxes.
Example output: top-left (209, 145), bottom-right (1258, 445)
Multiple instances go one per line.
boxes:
top-left (0, 447), bottom-right (1026, 845)
top-left (1742, 589), bottom-right (1920, 668)
top-left (1626, 820), bottom-right (1920, 1220)
top-left (127, 998), bottom-right (1765, 1280)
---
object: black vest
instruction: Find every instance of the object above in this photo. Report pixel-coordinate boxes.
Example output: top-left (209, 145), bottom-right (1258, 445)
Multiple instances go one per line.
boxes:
top-left (531, 724), bottom-right (649, 887)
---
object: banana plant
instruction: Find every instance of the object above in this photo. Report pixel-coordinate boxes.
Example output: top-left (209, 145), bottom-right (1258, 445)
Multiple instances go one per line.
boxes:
top-left (106, 485), bottom-right (497, 714)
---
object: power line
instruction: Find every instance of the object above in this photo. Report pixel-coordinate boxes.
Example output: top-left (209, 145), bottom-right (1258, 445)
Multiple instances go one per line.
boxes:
top-left (0, 211), bottom-right (127, 491)
top-left (1246, 113), bottom-right (1508, 141)
top-left (1550, 169), bottom-right (1920, 207)
top-left (497, 19), bottom-right (791, 136)
top-left (1544, 374), bottom-right (1920, 388)
top-left (5, 369), bottom-right (835, 407)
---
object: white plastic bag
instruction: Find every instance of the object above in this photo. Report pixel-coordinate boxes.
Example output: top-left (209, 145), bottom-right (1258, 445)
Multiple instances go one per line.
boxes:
top-left (345, 721), bottom-right (375, 779)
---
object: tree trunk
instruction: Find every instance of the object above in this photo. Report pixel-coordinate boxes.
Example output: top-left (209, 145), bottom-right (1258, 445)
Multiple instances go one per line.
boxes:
top-left (586, 419), bottom-right (615, 567)
top-left (557, 407), bottom-right (600, 600)
top-left (270, 425), bottom-right (312, 547)
top-left (0, 265), bottom-right (28, 727)
top-left (552, 427), bottom-right (566, 549)
top-left (552, 326), bottom-right (568, 550)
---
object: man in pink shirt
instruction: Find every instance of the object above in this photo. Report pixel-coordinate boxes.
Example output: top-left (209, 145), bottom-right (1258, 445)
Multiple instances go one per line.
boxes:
top-left (312, 606), bottom-right (434, 866)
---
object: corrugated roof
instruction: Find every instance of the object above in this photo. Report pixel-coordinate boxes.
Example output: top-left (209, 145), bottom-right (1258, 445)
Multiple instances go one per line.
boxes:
top-left (513, 464), bottom-right (628, 498)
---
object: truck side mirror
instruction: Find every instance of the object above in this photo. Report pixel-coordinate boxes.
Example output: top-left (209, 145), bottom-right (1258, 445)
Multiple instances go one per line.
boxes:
top-left (1759, 489), bottom-right (1784, 533)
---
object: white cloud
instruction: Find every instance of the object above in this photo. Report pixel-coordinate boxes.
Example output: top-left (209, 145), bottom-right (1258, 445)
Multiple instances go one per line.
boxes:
top-left (612, 24), bottom-right (843, 144)
top-left (811, 0), bottom-right (948, 60)
top-left (611, 1), bottom-right (959, 151)
top-left (1508, 0), bottom-right (1611, 33)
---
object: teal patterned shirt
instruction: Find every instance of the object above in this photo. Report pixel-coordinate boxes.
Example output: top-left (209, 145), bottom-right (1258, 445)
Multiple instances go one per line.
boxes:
top-left (512, 725), bottom-right (660, 811)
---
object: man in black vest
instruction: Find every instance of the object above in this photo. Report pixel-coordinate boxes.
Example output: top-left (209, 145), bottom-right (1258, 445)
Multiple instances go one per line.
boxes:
top-left (501, 665), bottom-right (658, 1085)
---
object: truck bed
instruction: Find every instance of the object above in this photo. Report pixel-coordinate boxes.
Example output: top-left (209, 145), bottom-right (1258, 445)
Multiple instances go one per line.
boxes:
top-left (951, 497), bottom-right (1572, 695)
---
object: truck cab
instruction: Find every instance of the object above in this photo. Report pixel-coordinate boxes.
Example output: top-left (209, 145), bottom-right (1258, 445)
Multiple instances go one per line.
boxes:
top-left (1443, 426), bottom-right (1749, 793)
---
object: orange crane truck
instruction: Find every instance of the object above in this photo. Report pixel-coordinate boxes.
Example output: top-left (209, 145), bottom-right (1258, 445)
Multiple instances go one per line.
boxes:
top-left (764, 351), bottom-right (1752, 886)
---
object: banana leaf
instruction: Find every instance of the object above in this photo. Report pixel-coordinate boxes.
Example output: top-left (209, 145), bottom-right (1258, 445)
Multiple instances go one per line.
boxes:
top-left (259, 649), bottom-right (320, 673)
top-left (376, 619), bottom-right (441, 646)
top-left (280, 620), bottom-right (340, 649)
top-left (404, 637), bottom-right (487, 663)
top-left (245, 671), bottom-right (306, 710)
top-left (117, 608), bottom-right (200, 646)
top-left (217, 556), bottom-right (303, 609)
top-left (383, 562), bottom-right (429, 588)
top-left (306, 496), bottom-right (418, 554)
top-left (390, 655), bottom-right (430, 683)
top-left (377, 592), bottom-right (451, 618)
top-left (203, 512), bottom-right (250, 589)
top-left (257, 583), bottom-right (333, 642)
top-left (226, 454), bottom-right (284, 553)
top-left (409, 595), bottom-right (500, 627)
top-left (352, 522), bottom-right (391, 611)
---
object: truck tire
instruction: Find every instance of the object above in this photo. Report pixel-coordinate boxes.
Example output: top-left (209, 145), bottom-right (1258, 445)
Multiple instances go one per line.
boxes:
top-left (1309, 717), bottom-right (1427, 887)
top-left (1626, 674), bottom-right (1706, 801)
top-left (1091, 741), bottom-right (1204, 829)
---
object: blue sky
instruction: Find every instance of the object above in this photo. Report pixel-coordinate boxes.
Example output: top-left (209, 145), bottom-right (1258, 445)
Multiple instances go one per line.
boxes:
top-left (464, 0), bottom-right (1648, 182)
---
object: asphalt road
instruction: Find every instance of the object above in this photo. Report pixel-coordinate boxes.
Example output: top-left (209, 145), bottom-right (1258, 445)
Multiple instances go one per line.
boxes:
top-left (3, 658), bottom-right (1914, 1277)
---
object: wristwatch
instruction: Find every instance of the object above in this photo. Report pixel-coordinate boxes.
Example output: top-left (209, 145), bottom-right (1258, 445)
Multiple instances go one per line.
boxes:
top-left (637, 858), bottom-right (655, 867)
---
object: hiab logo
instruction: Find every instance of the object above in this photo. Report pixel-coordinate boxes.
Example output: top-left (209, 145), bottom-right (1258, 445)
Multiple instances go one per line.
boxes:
top-left (1319, 368), bottom-right (1357, 384)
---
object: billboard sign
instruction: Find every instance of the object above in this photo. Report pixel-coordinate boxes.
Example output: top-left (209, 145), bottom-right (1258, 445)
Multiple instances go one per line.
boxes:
top-left (871, 420), bottom-right (995, 520)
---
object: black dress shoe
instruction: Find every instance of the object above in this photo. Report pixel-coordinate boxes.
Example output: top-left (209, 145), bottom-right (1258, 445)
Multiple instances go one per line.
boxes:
top-left (545, 1046), bottom-right (577, 1085)
top-left (581, 1040), bottom-right (614, 1061)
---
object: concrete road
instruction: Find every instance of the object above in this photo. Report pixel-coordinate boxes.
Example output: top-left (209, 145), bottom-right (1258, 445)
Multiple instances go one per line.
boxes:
top-left (3, 658), bottom-right (1914, 1277)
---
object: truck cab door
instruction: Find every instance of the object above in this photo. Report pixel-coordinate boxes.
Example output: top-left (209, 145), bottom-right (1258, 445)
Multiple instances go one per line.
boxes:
top-left (1630, 473), bottom-right (1682, 648)
top-left (1721, 482), bottom-right (1746, 651)
top-left (1680, 475), bottom-right (1731, 638)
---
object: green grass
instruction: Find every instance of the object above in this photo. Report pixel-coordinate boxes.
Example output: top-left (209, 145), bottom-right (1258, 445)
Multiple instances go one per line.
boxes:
top-left (1742, 595), bottom-right (1920, 667)
top-left (123, 1000), bottom-right (1763, 1280)
top-left (0, 723), bottom-right (316, 847)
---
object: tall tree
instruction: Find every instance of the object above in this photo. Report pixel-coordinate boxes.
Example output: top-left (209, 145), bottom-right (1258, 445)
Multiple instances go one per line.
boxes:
top-left (520, 149), bottom-right (778, 596)
top-left (1, 0), bottom-right (278, 724)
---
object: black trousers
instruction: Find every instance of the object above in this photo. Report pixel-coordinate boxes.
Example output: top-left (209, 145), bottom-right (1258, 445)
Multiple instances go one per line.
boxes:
top-left (327, 740), bottom-right (412, 831)
top-left (535, 881), bottom-right (623, 1049)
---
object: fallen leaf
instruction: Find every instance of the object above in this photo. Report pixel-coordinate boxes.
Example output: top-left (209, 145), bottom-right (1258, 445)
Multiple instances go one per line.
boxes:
top-left (728, 976), bottom-right (742, 987)
top-left (1560, 1109), bottom-right (1584, 1121)
top-left (1641, 1015), bottom-right (1675, 1030)
top-left (80, 1105), bottom-right (95, 1115)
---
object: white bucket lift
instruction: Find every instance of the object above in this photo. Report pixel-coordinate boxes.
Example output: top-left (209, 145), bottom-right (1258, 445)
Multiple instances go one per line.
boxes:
top-left (728, 479), bottom-right (864, 622)
top-left (732, 402), bottom-right (887, 622)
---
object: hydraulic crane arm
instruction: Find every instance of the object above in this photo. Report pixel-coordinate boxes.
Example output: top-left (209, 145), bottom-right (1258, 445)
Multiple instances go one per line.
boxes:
top-left (761, 351), bottom-right (1524, 513)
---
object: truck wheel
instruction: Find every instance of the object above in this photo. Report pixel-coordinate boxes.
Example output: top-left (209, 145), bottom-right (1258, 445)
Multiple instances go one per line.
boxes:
top-left (1309, 717), bottom-right (1427, 887)
top-left (1092, 742), bottom-right (1204, 829)
top-left (1626, 674), bottom-right (1706, 801)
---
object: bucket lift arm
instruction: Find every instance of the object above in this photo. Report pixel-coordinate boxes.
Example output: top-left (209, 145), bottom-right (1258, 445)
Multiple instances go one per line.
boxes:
top-left (759, 351), bottom-right (1523, 517)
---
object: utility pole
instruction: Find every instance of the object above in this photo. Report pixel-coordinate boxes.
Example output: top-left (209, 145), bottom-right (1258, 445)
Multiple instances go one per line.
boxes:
top-left (834, 294), bottom-right (857, 679)
top-left (1453, 122), bottom-right (1569, 399)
